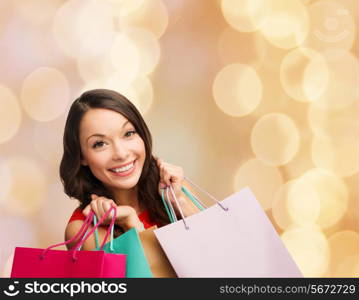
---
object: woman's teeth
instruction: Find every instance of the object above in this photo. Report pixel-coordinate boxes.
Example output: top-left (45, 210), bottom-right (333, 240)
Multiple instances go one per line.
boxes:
top-left (110, 162), bottom-right (134, 173)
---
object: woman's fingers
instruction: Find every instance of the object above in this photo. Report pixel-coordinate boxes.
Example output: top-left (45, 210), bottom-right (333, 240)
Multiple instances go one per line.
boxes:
top-left (86, 194), bottom-right (116, 224)
top-left (116, 205), bottom-right (135, 219)
top-left (156, 159), bottom-right (185, 205)
top-left (157, 159), bottom-right (183, 184)
top-left (156, 157), bottom-right (163, 167)
top-left (162, 164), bottom-right (184, 184)
top-left (83, 196), bottom-right (137, 228)
top-left (157, 158), bottom-right (167, 188)
top-left (83, 204), bottom-right (91, 216)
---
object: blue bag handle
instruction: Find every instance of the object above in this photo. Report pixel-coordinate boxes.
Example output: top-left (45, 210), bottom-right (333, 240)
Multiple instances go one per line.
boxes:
top-left (79, 213), bottom-right (115, 252)
top-left (160, 185), bottom-right (206, 224)
top-left (92, 211), bottom-right (145, 250)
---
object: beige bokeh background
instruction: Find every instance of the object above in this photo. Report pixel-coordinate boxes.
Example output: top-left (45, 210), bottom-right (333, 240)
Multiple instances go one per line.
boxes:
top-left (0, 0), bottom-right (359, 277)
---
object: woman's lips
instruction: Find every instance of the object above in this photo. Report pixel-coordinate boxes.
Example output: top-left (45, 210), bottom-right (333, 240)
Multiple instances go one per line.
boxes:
top-left (108, 160), bottom-right (136, 177)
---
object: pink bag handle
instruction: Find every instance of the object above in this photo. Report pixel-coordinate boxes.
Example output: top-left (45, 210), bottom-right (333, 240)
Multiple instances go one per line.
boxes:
top-left (73, 206), bottom-right (116, 252)
top-left (40, 210), bottom-right (94, 260)
top-left (40, 206), bottom-right (117, 261)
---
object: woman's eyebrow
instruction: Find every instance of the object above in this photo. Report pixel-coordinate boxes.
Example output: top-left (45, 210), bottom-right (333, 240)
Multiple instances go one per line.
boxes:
top-left (86, 134), bottom-right (105, 142)
top-left (85, 121), bottom-right (131, 142)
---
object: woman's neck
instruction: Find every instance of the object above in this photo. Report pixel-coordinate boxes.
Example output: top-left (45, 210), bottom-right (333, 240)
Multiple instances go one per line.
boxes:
top-left (110, 187), bottom-right (142, 214)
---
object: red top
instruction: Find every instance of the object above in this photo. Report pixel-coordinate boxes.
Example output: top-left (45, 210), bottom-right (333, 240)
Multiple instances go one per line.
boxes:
top-left (68, 207), bottom-right (159, 229)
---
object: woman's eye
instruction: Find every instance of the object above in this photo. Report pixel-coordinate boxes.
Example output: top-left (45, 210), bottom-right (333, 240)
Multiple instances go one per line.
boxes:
top-left (124, 130), bottom-right (136, 138)
top-left (92, 141), bottom-right (106, 148)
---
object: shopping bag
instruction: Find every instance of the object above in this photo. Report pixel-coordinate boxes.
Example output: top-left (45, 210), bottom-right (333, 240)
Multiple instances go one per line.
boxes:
top-left (93, 222), bottom-right (153, 278)
top-left (11, 206), bottom-right (126, 278)
top-left (138, 226), bottom-right (177, 278)
top-left (154, 181), bottom-right (303, 277)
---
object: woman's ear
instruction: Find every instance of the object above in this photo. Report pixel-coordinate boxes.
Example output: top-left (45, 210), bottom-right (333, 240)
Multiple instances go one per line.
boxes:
top-left (81, 159), bottom-right (88, 166)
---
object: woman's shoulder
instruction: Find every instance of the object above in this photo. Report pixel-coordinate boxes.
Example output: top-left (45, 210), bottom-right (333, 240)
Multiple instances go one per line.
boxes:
top-left (68, 207), bottom-right (86, 224)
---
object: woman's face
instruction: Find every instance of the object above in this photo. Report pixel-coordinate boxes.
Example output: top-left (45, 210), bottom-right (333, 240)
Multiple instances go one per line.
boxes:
top-left (79, 108), bottom-right (146, 193)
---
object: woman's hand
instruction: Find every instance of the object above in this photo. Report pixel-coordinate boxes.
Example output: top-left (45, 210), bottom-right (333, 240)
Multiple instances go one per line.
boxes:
top-left (156, 158), bottom-right (200, 218)
top-left (156, 158), bottom-right (186, 207)
top-left (83, 194), bottom-right (143, 231)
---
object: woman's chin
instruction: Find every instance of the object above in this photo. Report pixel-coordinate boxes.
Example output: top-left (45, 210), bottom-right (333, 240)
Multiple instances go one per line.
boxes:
top-left (107, 177), bottom-right (140, 192)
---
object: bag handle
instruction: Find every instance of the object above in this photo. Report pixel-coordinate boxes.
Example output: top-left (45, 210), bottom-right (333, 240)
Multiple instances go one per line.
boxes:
top-left (160, 186), bottom-right (204, 224)
top-left (168, 185), bottom-right (189, 229)
top-left (160, 179), bottom-right (229, 229)
top-left (166, 187), bottom-right (178, 222)
top-left (40, 210), bottom-right (94, 260)
top-left (160, 185), bottom-right (189, 228)
top-left (184, 177), bottom-right (228, 211)
top-left (73, 206), bottom-right (116, 251)
top-left (181, 186), bottom-right (206, 211)
top-left (40, 206), bottom-right (117, 261)
top-left (161, 189), bottom-right (176, 223)
top-left (92, 214), bottom-right (115, 251)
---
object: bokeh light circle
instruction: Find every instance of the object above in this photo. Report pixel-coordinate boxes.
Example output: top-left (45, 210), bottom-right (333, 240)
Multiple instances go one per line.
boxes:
top-left (213, 63), bottom-right (262, 117)
top-left (0, 86), bottom-right (22, 144)
top-left (110, 33), bottom-right (140, 83)
top-left (272, 181), bottom-right (295, 230)
top-left (53, 0), bottom-right (87, 58)
top-left (280, 47), bottom-right (329, 102)
top-left (286, 177), bottom-right (321, 226)
top-left (334, 254), bottom-right (359, 277)
top-left (272, 178), bottom-right (321, 230)
top-left (234, 159), bottom-right (283, 210)
top-left (259, 0), bottom-right (309, 49)
top-left (281, 226), bottom-right (330, 277)
top-left (251, 113), bottom-right (300, 166)
top-left (308, 103), bottom-right (359, 141)
top-left (76, 55), bottom-right (116, 84)
top-left (53, 0), bottom-right (115, 58)
top-left (221, 0), bottom-right (269, 32)
top-left (300, 168), bottom-right (348, 228)
top-left (311, 136), bottom-right (359, 177)
top-left (312, 50), bottom-right (359, 110)
top-left (0, 157), bottom-right (47, 216)
top-left (122, 27), bottom-right (161, 76)
top-left (107, 0), bottom-right (146, 17)
top-left (21, 67), bottom-right (70, 122)
top-left (76, 0), bottom-right (115, 57)
top-left (328, 230), bottom-right (359, 276)
top-left (106, 76), bottom-right (153, 115)
top-left (117, 0), bottom-right (169, 39)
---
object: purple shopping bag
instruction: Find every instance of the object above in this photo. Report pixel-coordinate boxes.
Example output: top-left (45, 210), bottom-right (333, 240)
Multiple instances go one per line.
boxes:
top-left (155, 184), bottom-right (302, 277)
top-left (11, 206), bottom-right (126, 278)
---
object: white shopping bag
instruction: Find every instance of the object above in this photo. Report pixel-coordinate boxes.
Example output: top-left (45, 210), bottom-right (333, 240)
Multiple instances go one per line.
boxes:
top-left (154, 186), bottom-right (302, 277)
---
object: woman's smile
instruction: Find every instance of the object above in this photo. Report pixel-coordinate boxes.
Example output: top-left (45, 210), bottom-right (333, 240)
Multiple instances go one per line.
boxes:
top-left (108, 160), bottom-right (137, 177)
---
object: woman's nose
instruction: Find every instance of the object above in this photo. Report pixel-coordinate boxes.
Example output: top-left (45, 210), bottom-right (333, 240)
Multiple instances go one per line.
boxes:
top-left (112, 141), bottom-right (129, 160)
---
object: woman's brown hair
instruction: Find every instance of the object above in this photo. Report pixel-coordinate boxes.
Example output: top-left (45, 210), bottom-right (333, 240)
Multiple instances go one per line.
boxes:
top-left (60, 89), bottom-right (170, 227)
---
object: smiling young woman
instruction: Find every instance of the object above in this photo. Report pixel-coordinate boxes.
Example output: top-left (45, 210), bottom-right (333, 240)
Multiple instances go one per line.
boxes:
top-left (60, 89), bottom-right (198, 250)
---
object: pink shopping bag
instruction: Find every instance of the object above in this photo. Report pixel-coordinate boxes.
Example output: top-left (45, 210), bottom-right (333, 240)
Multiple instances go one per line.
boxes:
top-left (155, 184), bottom-right (303, 277)
top-left (11, 206), bottom-right (126, 278)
